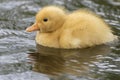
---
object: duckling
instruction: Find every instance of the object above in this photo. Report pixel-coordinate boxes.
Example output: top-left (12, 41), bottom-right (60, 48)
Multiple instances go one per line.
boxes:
top-left (26, 6), bottom-right (117, 49)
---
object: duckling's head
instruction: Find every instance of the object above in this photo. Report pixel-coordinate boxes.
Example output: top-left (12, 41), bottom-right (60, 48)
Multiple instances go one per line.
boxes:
top-left (26, 6), bottom-right (66, 33)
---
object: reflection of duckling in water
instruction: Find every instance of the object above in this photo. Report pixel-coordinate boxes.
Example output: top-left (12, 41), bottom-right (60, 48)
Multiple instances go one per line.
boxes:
top-left (28, 44), bottom-right (111, 76)
top-left (26, 6), bottom-right (117, 49)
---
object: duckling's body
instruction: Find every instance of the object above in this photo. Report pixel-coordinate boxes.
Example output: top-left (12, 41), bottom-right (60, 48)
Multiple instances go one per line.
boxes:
top-left (26, 6), bottom-right (117, 49)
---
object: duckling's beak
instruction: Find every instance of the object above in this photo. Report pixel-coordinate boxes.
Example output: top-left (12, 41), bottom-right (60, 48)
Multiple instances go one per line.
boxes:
top-left (26, 23), bottom-right (39, 32)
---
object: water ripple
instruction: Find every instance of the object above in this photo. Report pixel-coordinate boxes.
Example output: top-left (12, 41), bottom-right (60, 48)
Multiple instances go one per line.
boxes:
top-left (0, 1), bottom-right (30, 10)
top-left (0, 0), bottom-right (120, 80)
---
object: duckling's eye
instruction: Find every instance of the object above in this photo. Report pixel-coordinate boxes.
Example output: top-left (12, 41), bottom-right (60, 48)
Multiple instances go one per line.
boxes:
top-left (43, 18), bottom-right (48, 22)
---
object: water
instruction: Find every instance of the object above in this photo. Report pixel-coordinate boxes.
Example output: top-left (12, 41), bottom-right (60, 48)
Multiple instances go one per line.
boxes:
top-left (0, 0), bottom-right (120, 80)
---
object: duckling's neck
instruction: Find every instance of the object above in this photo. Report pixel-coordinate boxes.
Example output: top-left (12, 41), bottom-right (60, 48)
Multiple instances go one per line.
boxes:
top-left (54, 16), bottom-right (66, 32)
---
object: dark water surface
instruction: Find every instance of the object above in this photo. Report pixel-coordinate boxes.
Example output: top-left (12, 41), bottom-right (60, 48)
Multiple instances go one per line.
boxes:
top-left (0, 0), bottom-right (120, 80)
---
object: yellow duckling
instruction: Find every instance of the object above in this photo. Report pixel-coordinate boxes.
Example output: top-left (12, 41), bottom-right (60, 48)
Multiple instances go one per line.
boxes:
top-left (26, 6), bottom-right (117, 49)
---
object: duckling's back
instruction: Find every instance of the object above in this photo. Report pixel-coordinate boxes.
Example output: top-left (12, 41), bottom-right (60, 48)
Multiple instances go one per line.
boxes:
top-left (60, 9), bottom-right (117, 48)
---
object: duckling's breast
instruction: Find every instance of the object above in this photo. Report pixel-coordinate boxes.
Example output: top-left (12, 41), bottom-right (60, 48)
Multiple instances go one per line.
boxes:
top-left (35, 31), bottom-right (60, 48)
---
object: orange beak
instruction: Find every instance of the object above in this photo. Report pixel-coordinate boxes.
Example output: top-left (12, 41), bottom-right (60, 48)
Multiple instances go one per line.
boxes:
top-left (26, 23), bottom-right (39, 32)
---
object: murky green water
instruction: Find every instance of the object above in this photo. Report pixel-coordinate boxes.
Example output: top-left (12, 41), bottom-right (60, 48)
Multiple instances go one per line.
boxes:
top-left (0, 0), bottom-right (120, 80)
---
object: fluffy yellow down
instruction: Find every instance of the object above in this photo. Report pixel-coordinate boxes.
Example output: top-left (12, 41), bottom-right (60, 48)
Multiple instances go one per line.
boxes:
top-left (26, 6), bottom-right (117, 49)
